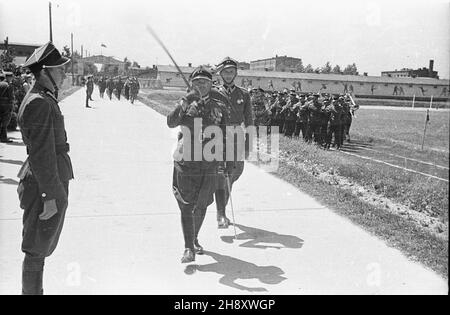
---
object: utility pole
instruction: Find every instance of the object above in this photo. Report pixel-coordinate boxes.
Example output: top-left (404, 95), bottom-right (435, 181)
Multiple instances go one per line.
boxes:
top-left (49, 2), bottom-right (53, 42)
top-left (71, 33), bottom-right (74, 85)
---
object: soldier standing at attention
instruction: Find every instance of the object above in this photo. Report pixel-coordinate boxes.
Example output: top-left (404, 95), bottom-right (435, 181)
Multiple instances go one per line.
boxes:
top-left (280, 91), bottom-right (298, 138)
top-left (17, 42), bottom-right (74, 295)
top-left (167, 66), bottom-right (229, 263)
top-left (85, 75), bottom-right (94, 108)
top-left (213, 57), bottom-right (253, 229)
top-left (0, 72), bottom-right (14, 143)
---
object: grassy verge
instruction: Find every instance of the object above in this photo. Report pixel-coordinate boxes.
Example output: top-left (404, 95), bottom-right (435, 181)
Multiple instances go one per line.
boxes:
top-left (352, 108), bottom-right (450, 152)
top-left (279, 138), bottom-right (448, 225)
top-left (276, 160), bottom-right (448, 277)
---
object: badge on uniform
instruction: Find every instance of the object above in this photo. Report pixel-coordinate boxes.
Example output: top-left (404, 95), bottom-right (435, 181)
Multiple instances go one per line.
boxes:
top-left (237, 99), bottom-right (244, 105)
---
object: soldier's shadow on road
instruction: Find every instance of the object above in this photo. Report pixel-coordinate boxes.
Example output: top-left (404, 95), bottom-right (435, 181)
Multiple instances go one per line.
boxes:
top-left (0, 175), bottom-right (19, 186)
top-left (221, 223), bottom-right (304, 250)
top-left (184, 251), bottom-right (286, 292)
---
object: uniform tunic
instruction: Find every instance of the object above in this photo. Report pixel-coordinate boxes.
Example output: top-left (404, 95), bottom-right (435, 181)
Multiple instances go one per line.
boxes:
top-left (17, 82), bottom-right (74, 258)
top-left (167, 94), bottom-right (228, 248)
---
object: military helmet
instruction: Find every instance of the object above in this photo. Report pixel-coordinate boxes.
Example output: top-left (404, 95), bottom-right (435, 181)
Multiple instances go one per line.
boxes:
top-left (23, 41), bottom-right (70, 73)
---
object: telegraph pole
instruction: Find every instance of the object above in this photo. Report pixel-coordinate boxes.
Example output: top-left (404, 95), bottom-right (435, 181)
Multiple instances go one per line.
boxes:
top-left (71, 33), bottom-right (74, 85)
top-left (49, 2), bottom-right (53, 42)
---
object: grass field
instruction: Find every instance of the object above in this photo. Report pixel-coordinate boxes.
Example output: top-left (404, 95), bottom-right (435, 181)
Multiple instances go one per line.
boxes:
top-left (352, 108), bottom-right (450, 152)
top-left (138, 88), bottom-right (449, 277)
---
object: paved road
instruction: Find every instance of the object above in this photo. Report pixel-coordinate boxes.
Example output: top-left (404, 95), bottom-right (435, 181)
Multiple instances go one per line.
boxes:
top-left (0, 89), bottom-right (446, 295)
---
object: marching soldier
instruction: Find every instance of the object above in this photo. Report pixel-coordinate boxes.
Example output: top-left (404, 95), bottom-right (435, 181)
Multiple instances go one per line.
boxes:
top-left (306, 94), bottom-right (322, 144)
top-left (129, 77), bottom-right (140, 104)
top-left (213, 57), bottom-right (253, 229)
top-left (106, 76), bottom-right (114, 100)
top-left (167, 66), bottom-right (229, 263)
top-left (98, 76), bottom-right (107, 98)
top-left (0, 72), bottom-right (14, 143)
top-left (123, 77), bottom-right (131, 100)
top-left (115, 77), bottom-right (124, 100)
top-left (17, 42), bottom-right (74, 295)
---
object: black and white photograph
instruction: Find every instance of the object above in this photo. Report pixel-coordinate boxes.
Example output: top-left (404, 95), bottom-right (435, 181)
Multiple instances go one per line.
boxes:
top-left (0, 0), bottom-right (448, 298)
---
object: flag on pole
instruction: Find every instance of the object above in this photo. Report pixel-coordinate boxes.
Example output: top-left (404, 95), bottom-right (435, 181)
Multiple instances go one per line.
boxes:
top-left (101, 43), bottom-right (107, 48)
top-left (426, 109), bottom-right (430, 122)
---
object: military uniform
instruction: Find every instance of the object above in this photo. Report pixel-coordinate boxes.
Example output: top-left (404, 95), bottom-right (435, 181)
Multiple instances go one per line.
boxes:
top-left (280, 93), bottom-right (298, 138)
top-left (168, 66), bottom-right (229, 263)
top-left (98, 76), bottom-right (107, 98)
top-left (115, 78), bottom-right (124, 100)
top-left (106, 78), bottom-right (114, 100)
top-left (18, 42), bottom-right (72, 295)
top-left (214, 57), bottom-right (253, 229)
top-left (306, 95), bottom-right (323, 143)
top-left (85, 76), bottom-right (94, 107)
top-left (0, 73), bottom-right (14, 142)
top-left (325, 99), bottom-right (343, 149)
top-left (294, 96), bottom-right (308, 139)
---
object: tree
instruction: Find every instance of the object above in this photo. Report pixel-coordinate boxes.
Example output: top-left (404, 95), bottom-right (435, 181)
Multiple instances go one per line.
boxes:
top-left (294, 59), bottom-right (304, 72)
top-left (314, 67), bottom-right (321, 74)
top-left (132, 61), bottom-right (141, 68)
top-left (343, 63), bottom-right (359, 75)
top-left (332, 64), bottom-right (342, 74)
top-left (0, 48), bottom-right (15, 71)
top-left (321, 61), bottom-right (332, 74)
top-left (304, 64), bottom-right (314, 73)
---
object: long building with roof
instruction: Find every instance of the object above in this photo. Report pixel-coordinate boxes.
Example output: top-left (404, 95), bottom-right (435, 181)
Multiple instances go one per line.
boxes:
top-left (155, 65), bottom-right (449, 100)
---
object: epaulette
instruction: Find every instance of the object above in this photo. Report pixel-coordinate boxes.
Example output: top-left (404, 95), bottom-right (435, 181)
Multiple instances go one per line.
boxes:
top-left (39, 90), bottom-right (58, 104)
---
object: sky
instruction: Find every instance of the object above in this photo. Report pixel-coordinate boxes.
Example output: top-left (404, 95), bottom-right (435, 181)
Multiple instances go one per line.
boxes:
top-left (0, 0), bottom-right (449, 78)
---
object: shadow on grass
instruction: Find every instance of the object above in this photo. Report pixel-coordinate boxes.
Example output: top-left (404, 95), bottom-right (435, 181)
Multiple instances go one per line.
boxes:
top-left (184, 251), bottom-right (286, 292)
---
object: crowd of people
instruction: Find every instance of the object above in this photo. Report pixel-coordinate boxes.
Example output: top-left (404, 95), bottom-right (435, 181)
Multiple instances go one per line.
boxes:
top-left (0, 68), bottom-right (34, 142)
top-left (249, 88), bottom-right (359, 150)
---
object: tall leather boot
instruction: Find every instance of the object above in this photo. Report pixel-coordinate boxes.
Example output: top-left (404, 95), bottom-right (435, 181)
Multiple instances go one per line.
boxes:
top-left (22, 255), bottom-right (44, 295)
top-left (215, 189), bottom-right (230, 229)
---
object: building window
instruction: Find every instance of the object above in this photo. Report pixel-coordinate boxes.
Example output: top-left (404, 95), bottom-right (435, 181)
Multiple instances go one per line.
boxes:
top-left (409, 84), bottom-right (413, 87)
top-left (308, 80), bottom-right (312, 83)
top-left (360, 83), bottom-right (364, 86)
top-left (257, 78), bottom-right (261, 81)
top-left (384, 84), bottom-right (388, 87)
top-left (334, 82), bottom-right (339, 84)
top-left (282, 79), bottom-right (286, 82)
top-left (434, 86), bottom-right (438, 88)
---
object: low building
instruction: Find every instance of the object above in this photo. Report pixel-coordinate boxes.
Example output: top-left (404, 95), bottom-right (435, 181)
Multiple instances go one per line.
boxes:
top-left (0, 41), bottom-right (42, 66)
top-left (156, 64), bottom-right (449, 99)
top-left (250, 55), bottom-right (302, 72)
top-left (382, 60), bottom-right (439, 79)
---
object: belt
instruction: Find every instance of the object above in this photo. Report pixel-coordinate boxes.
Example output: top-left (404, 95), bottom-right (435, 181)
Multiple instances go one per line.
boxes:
top-left (27, 143), bottom-right (70, 155)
